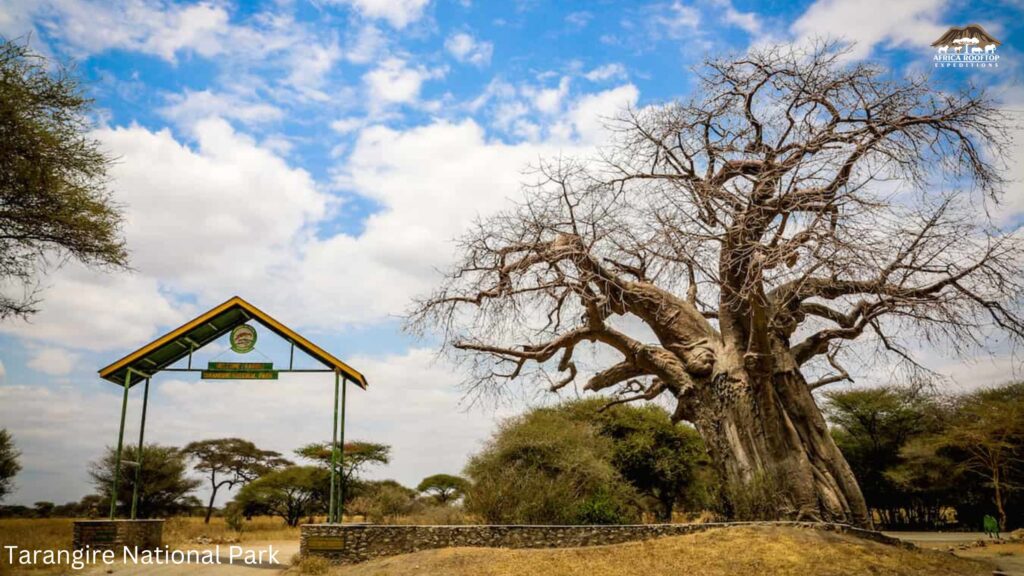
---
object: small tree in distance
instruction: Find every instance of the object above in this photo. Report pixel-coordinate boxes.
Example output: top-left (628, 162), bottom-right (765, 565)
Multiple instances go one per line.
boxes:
top-left (296, 440), bottom-right (390, 499)
top-left (183, 438), bottom-right (292, 524)
top-left (417, 474), bottom-right (469, 504)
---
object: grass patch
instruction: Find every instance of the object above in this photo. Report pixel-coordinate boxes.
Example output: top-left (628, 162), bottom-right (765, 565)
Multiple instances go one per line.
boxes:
top-left (324, 526), bottom-right (992, 576)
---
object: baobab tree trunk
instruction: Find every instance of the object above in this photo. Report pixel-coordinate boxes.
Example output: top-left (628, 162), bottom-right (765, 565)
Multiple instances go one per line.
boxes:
top-left (686, 355), bottom-right (870, 526)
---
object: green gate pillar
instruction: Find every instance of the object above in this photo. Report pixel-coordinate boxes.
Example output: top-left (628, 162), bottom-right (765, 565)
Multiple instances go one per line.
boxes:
top-left (329, 370), bottom-right (340, 523)
top-left (130, 377), bottom-right (151, 519)
top-left (338, 375), bottom-right (347, 524)
top-left (109, 370), bottom-right (133, 519)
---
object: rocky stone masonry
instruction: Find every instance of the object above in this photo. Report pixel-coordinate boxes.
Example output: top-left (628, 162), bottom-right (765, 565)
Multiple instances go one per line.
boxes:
top-left (300, 521), bottom-right (909, 564)
top-left (73, 520), bottom-right (164, 550)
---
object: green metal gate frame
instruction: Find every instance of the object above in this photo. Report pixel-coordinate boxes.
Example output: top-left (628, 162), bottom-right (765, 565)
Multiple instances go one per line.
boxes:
top-left (98, 296), bottom-right (365, 525)
top-left (107, 366), bottom-right (351, 523)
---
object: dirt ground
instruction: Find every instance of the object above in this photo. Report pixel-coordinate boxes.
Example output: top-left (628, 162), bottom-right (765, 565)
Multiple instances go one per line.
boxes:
top-left (887, 531), bottom-right (1024, 576)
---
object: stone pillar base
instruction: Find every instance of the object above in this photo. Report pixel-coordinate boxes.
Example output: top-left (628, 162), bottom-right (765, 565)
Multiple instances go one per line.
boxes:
top-left (73, 519), bottom-right (164, 550)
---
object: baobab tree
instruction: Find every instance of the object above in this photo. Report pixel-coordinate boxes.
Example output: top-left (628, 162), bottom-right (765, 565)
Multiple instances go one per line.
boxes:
top-left (409, 42), bottom-right (1022, 527)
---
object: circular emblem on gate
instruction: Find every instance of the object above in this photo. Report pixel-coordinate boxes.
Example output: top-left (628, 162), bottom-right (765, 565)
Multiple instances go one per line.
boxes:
top-left (230, 325), bottom-right (257, 353)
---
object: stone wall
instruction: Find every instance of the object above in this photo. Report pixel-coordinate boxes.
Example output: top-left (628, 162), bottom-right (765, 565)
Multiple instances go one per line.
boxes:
top-left (300, 522), bottom-right (907, 564)
top-left (73, 520), bottom-right (164, 550)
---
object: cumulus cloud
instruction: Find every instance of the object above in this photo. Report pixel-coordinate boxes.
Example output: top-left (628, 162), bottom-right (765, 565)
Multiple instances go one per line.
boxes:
top-left (584, 63), bottom-right (627, 82)
top-left (651, 1), bottom-right (701, 38)
top-left (713, 0), bottom-right (762, 36)
top-left (527, 76), bottom-right (571, 115)
top-left (363, 58), bottom-right (446, 107)
top-left (791, 0), bottom-right (947, 59)
top-left (445, 32), bottom-right (494, 67)
top-left (345, 24), bottom-right (389, 64)
top-left (26, 347), bottom-right (80, 377)
top-left (0, 267), bottom-right (183, 352)
top-left (160, 89), bottom-right (284, 128)
top-left (285, 40), bottom-right (343, 100)
top-left (39, 0), bottom-right (234, 62)
top-left (324, 0), bottom-right (430, 29)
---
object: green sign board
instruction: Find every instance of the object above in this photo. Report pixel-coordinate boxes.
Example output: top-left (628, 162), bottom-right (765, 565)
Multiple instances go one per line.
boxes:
top-left (208, 362), bottom-right (273, 370)
top-left (201, 370), bottom-right (278, 380)
top-left (202, 361), bottom-right (277, 380)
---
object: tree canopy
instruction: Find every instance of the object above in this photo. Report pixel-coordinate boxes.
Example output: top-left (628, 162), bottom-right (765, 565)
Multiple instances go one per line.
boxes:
top-left (0, 39), bottom-right (128, 320)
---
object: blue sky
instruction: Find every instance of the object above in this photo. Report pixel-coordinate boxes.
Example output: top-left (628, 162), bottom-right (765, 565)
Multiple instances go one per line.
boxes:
top-left (0, 0), bottom-right (1022, 506)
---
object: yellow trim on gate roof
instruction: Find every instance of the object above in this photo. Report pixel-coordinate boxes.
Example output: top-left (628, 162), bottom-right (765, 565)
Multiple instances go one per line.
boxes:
top-left (98, 296), bottom-right (367, 389)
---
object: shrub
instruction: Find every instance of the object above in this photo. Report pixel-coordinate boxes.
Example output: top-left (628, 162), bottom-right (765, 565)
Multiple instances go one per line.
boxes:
top-left (464, 409), bottom-right (641, 524)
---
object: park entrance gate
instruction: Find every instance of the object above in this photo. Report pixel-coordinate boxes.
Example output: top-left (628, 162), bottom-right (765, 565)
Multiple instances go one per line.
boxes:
top-left (75, 296), bottom-right (367, 550)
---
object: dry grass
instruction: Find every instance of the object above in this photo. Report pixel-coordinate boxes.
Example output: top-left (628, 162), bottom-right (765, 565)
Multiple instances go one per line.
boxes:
top-left (320, 526), bottom-right (992, 576)
top-left (0, 516), bottom-right (298, 575)
top-left (163, 515), bottom-right (300, 548)
top-left (0, 518), bottom-right (75, 575)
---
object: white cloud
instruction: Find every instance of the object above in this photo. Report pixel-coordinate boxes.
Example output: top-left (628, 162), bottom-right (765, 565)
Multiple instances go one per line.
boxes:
top-left (0, 267), bottom-right (183, 352)
top-left (331, 117), bottom-right (366, 134)
top-left (345, 24), bottom-right (388, 64)
top-left (445, 32), bottom-right (493, 67)
top-left (791, 0), bottom-right (947, 60)
top-left (651, 1), bottom-right (701, 38)
top-left (528, 76), bottom-right (571, 115)
top-left (42, 0), bottom-right (233, 62)
top-left (565, 11), bottom-right (593, 30)
top-left (0, 118), bottom-right (327, 352)
top-left (562, 84), bottom-right (639, 144)
top-left (584, 63), bottom-right (627, 82)
top-left (325, 0), bottom-right (430, 29)
top-left (285, 40), bottom-right (342, 100)
top-left (713, 0), bottom-right (762, 36)
top-left (363, 58), bottom-right (445, 108)
top-left (0, 360), bottom-right (6, 380)
top-left (27, 347), bottom-right (80, 376)
top-left (160, 89), bottom-right (284, 128)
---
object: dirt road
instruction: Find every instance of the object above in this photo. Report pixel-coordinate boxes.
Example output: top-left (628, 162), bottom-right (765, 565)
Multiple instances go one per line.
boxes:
top-left (885, 531), bottom-right (1024, 575)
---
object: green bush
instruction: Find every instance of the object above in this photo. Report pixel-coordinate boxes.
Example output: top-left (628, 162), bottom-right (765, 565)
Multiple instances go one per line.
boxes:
top-left (464, 408), bottom-right (641, 524)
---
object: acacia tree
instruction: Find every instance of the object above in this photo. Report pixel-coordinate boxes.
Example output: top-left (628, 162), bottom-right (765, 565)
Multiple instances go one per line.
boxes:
top-left (417, 474), bottom-right (469, 504)
top-left (0, 39), bottom-right (128, 319)
top-left (929, 383), bottom-right (1024, 530)
top-left (410, 43), bottom-right (1022, 526)
top-left (183, 438), bottom-right (292, 524)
